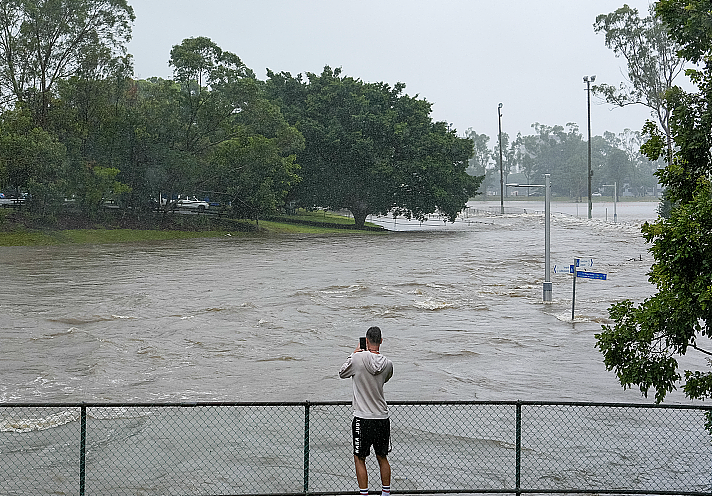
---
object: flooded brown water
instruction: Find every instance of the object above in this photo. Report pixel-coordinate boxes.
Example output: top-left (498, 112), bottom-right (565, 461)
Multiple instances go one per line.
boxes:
top-left (3, 200), bottom-right (704, 405)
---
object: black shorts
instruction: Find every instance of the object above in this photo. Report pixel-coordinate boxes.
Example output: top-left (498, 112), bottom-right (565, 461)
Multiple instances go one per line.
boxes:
top-left (352, 417), bottom-right (390, 458)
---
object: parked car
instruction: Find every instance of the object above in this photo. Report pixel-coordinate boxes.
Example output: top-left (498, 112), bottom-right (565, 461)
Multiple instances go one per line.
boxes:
top-left (0, 192), bottom-right (26, 207)
top-left (176, 196), bottom-right (209, 211)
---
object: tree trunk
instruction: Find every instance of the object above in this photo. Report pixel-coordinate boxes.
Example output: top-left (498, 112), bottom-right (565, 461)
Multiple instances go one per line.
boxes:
top-left (351, 210), bottom-right (367, 229)
top-left (350, 203), bottom-right (369, 229)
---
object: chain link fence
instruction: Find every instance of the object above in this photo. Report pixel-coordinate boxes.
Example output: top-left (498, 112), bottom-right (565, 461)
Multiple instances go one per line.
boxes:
top-left (1, 401), bottom-right (710, 495)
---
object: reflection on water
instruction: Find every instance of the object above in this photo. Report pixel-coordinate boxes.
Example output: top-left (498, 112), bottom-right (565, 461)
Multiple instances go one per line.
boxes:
top-left (1, 199), bottom-right (703, 405)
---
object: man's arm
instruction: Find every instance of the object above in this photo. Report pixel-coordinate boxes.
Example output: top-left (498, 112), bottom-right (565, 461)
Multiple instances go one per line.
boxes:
top-left (339, 353), bottom-right (356, 379)
top-left (383, 360), bottom-right (393, 383)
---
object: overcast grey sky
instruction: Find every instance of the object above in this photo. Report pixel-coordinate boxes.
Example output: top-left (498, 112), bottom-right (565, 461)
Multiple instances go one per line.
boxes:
top-left (127, 0), bottom-right (664, 143)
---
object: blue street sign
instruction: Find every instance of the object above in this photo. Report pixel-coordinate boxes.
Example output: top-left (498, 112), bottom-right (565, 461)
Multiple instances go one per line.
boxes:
top-left (576, 271), bottom-right (607, 280)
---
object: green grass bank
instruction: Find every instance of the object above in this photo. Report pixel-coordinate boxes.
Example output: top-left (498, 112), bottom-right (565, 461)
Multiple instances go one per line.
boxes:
top-left (0, 208), bottom-right (385, 247)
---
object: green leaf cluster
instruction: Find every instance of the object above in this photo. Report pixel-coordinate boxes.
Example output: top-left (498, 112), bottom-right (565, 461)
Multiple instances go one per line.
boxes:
top-left (0, 0), bottom-right (135, 128)
top-left (0, 21), bottom-right (304, 221)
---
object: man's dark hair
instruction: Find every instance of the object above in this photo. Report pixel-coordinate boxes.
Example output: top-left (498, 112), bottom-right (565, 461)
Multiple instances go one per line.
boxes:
top-left (366, 326), bottom-right (382, 344)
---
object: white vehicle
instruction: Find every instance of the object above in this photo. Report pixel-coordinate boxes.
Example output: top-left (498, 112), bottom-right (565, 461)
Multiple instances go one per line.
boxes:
top-left (176, 196), bottom-right (209, 211)
top-left (0, 193), bottom-right (25, 208)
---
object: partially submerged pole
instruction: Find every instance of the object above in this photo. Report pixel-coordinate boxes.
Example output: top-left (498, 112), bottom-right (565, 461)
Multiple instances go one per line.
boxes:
top-left (543, 174), bottom-right (552, 302)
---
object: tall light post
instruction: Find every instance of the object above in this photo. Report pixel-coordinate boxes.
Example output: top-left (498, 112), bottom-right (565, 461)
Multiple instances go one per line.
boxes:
top-left (583, 75), bottom-right (595, 219)
top-left (498, 103), bottom-right (504, 214)
top-left (544, 173), bottom-right (551, 301)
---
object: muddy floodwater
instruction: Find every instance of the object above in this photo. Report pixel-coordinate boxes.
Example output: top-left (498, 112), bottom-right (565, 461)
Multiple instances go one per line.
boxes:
top-left (1, 199), bottom-right (705, 405)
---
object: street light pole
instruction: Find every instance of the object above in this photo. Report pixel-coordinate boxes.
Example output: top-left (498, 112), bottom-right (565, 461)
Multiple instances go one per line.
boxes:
top-left (583, 75), bottom-right (595, 220)
top-left (543, 174), bottom-right (551, 301)
top-left (498, 103), bottom-right (504, 214)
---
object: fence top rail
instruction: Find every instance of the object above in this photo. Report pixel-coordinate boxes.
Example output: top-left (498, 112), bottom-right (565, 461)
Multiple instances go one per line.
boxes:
top-left (0, 400), bottom-right (710, 410)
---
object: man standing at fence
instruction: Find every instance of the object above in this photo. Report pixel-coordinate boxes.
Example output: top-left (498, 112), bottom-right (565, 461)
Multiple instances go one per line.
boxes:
top-left (339, 326), bottom-right (394, 496)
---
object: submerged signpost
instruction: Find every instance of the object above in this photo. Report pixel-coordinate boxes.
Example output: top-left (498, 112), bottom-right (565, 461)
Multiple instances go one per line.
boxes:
top-left (571, 258), bottom-right (607, 320)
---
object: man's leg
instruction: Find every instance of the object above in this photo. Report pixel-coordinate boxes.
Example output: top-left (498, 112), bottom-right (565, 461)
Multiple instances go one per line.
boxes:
top-left (354, 455), bottom-right (368, 493)
top-left (376, 454), bottom-right (391, 487)
top-left (374, 418), bottom-right (391, 494)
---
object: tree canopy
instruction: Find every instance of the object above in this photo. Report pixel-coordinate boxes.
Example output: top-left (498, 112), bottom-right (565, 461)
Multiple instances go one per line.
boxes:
top-left (593, 4), bottom-right (686, 159)
top-left (465, 129), bottom-right (490, 177)
top-left (0, 29), bottom-right (303, 221)
top-left (266, 67), bottom-right (482, 228)
top-left (0, 0), bottom-right (135, 127)
top-left (470, 121), bottom-right (660, 201)
top-left (595, 0), bottom-right (712, 409)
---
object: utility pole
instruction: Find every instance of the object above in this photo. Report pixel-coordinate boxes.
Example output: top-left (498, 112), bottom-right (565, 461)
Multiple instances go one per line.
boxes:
top-left (583, 75), bottom-right (595, 219)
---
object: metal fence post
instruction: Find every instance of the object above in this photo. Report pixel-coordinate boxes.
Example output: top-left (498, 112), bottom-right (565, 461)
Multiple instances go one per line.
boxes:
top-left (79, 404), bottom-right (87, 496)
top-left (304, 401), bottom-right (310, 495)
top-left (516, 401), bottom-right (522, 496)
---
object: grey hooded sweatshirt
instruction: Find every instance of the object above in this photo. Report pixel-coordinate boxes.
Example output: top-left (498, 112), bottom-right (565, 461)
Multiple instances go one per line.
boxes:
top-left (339, 351), bottom-right (394, 419)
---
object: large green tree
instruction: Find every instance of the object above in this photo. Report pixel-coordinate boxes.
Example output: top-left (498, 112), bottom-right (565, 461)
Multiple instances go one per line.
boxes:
top-left (0, 0), bottom-right (135, 217)
top-left (47, 57), bottom-right (137, 218)
top-left (595, 0), bottom-right (712, 407)
top-left (593, 4), bottom-right (686, 160)
top-left (167, 37), bottom-right (302, 217)
top-left (207, 97), bottom-right (303, 219)
top-left (0, 0), bottom-right (135, 127)
top-left (523, 123), bottom-right (588, 199)
top-left (168, 37), bottom-right (258, 154)
top-left (127, 77), bottom-right (199, 209)
top-left (30, 34), bottom-right (302, 221)
top-left (266, 66), bottom-right (480, 228)
top-left (0, 108), bottom-right (66, 213)
top-left (110, 37), bottom-right (302, 217)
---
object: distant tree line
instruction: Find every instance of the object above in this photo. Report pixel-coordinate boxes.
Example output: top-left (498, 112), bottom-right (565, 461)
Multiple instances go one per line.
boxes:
top-left (465, 3), bottom-right (683, 201)
top-left (0, 1), bottom-right (480, 228)
top-left (465, 124), bottom-right (664, 200)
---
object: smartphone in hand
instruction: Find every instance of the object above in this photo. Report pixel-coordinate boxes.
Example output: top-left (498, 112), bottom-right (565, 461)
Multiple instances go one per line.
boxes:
top-left (359, 337), bottom-right (367, 350)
